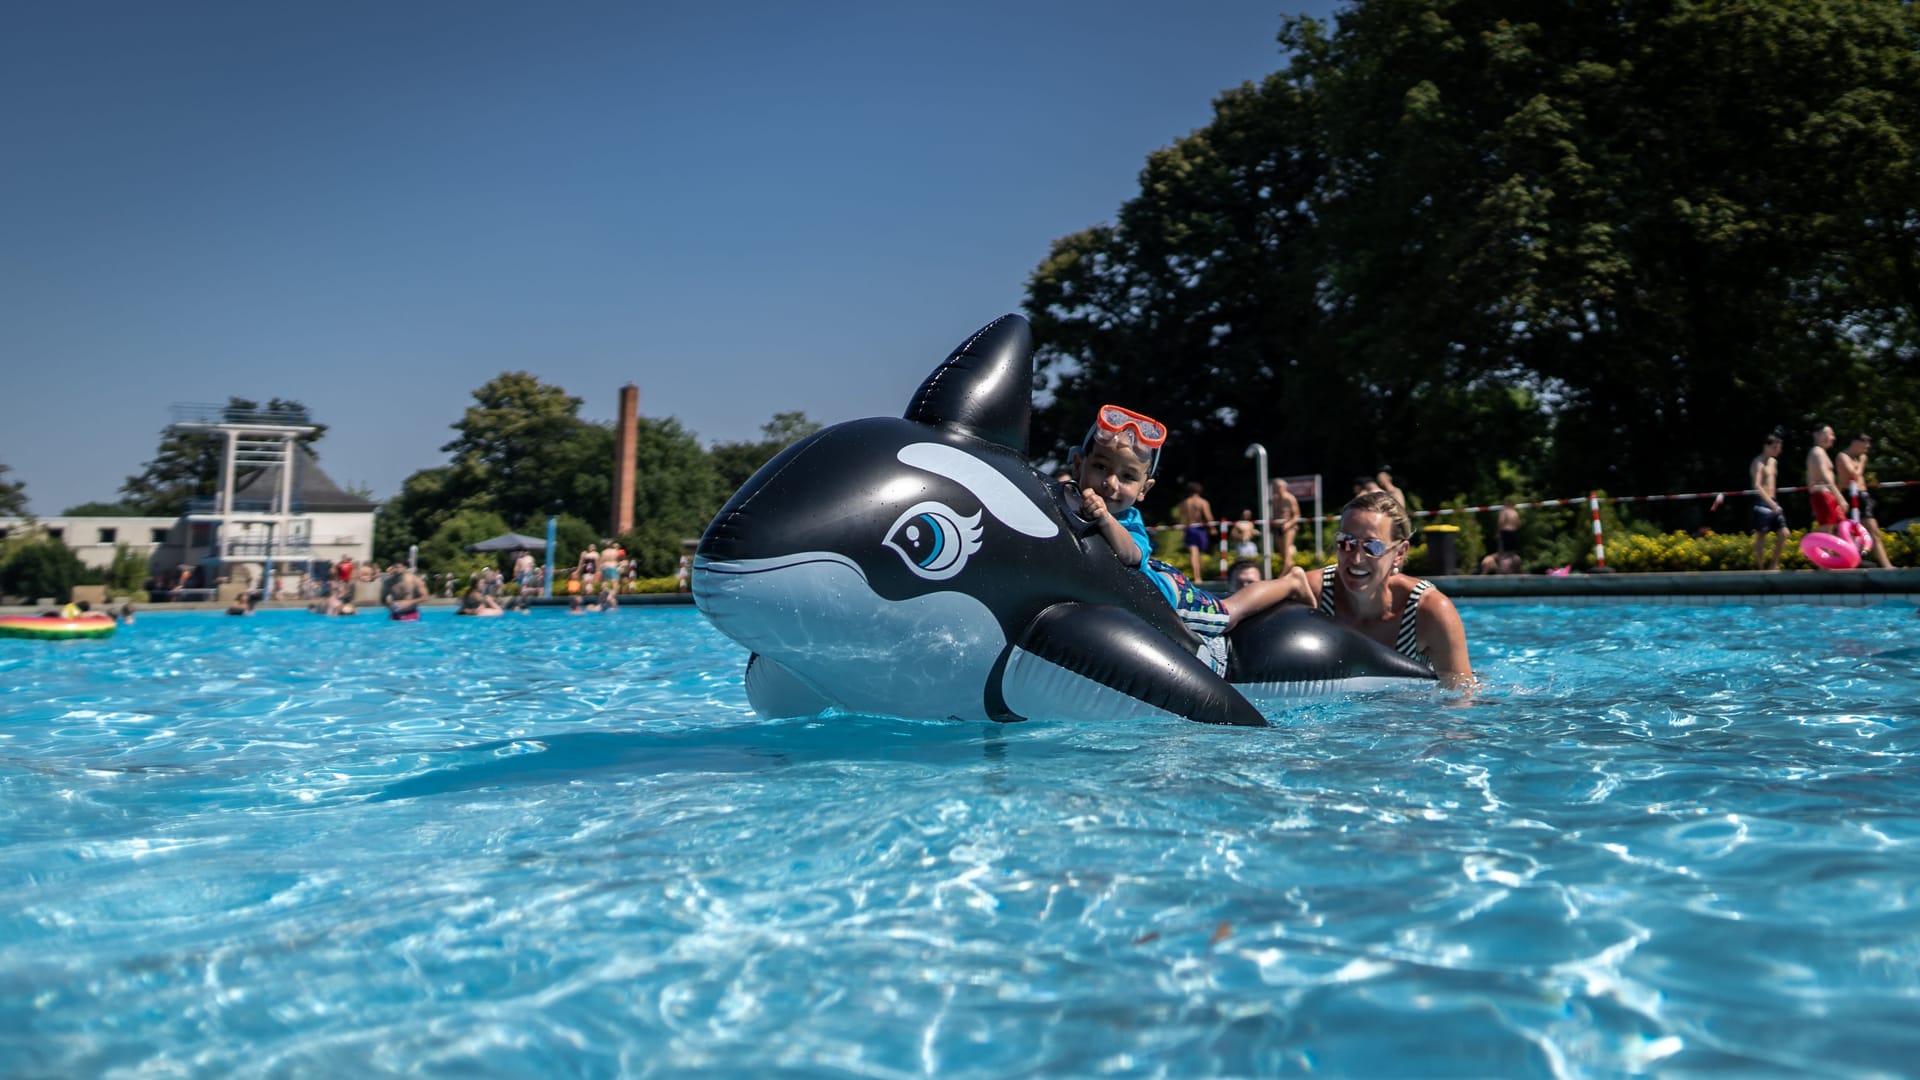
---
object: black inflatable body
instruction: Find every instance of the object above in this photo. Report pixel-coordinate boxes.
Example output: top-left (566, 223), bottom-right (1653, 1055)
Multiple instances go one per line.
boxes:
top-left (693, 314), bottom-right (1434, 726)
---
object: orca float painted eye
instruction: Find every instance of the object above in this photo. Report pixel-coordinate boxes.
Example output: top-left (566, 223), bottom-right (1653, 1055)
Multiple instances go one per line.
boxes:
top-left (883, 501), bottom-right (983, 581)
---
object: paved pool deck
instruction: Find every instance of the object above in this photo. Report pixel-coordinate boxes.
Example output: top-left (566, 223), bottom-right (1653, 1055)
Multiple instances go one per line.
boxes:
top-left (1435, 567), bottom-right (1920, 605)
top-left (12, 568), bottom-right (1920, 617)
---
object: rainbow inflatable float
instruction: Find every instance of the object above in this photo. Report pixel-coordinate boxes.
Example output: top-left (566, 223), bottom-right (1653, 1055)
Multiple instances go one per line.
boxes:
top-left (0, 614), bottom-right (117, 641)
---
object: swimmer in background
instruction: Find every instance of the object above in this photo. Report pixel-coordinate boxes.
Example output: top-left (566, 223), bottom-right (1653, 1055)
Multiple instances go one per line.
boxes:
top-left (456, 584), bottom-right (503, 616)
top-left (1748, 429), bottom-right (1789, 571)
top-left (1224, 558), bottom-right (1264, 594)
top-left (383, 565), bottom-right (431, 621)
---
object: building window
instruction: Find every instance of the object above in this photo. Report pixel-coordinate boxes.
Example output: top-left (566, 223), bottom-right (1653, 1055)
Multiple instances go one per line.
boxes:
top-left (98, 527), bottom-right (117, 544)
top-left (46, 527), bottom-right (63, 541)
top-left (0, 527), bottom-right (9, 540)
top-left (151, 528), bottom-right (171, 544)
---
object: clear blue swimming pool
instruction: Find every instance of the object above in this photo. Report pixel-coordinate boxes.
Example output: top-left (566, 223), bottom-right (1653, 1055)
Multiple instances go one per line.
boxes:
top-left (3, 602), bottom-right (1918, 1076)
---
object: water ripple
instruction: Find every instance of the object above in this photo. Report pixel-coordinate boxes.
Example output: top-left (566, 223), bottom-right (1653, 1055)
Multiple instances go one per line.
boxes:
top-left (3, 602), bottom-right (1919, 1075)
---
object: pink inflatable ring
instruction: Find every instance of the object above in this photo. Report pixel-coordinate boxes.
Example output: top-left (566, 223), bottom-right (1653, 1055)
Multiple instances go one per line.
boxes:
top-left (1801, 531), bottom-right (1861, 570)
top-left (1838, 519), bottom-right (1874, 553)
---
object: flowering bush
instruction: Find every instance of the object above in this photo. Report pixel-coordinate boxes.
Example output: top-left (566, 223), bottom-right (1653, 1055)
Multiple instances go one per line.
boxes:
top-left (1604, 525), bottom-right (1918, 572)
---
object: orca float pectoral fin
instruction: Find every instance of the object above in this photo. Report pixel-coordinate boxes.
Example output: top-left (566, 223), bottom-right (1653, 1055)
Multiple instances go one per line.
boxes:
top-left (1226, 606), bottom-right (1436, 694)
top-left (744, 652), bottom-right (839, 720)
top-left (999, 603), bottom-right (1267, 727)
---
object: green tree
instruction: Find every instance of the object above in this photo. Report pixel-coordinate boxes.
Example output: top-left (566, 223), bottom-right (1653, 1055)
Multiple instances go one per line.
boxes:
top-left (623, 417), bottom-right (726, 576)
top-left (1026, 0), bottom-right (1919, 516)
top-left (62, 500), bottom-right (142, 516)
top-left (0, 462), bottom-right (26, 518)
top-left (118, 397), bottom-right (325, 516)
top-left (106, 544), bottom-right (150, 595)
top-left (439, 373), bottom-right (590, 527)
top-left (0, 538), bottom-right (91, 601)
top-left (416, 509), bottom-right (510, 579)
top-left (709, 411), bottom-right (822, 495)
top-left (374, 466), bottom-right (457, 566)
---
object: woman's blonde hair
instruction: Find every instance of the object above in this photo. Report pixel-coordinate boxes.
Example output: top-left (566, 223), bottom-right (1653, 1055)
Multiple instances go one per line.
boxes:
top-left (1341, 490), bottom-right (1412, 543)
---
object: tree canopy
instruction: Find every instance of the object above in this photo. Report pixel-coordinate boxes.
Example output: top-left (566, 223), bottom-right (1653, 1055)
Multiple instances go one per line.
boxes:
top-left (1026, 0), bottom-right (1919, 521)
top-left (374, 373), bottom-right (812, 577)
top-left (0, 462), bottom-right (26, 518)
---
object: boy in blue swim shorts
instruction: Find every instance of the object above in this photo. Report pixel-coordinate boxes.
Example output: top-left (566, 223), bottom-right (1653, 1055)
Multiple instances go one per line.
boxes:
top-left (1070, 405), bottom-right (1310, 671)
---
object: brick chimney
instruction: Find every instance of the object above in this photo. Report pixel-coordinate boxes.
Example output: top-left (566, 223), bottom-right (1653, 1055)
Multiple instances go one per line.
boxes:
top-left (612, 384), bottom-right (638, 536)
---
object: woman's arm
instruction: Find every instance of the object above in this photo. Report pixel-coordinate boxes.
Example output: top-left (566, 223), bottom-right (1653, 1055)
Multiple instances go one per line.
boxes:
top-left (1415, 586), bottom-right (1475, 689)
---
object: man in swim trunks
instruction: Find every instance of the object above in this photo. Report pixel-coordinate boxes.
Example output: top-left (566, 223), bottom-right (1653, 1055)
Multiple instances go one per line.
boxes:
top-left (1496, 502), bottom-right (1521, 554)
top-left (1269, 477), bottom-right (1300, 567)
top-left (1176, 482), bottom-right (1213, 583)
top-left (382, 564), bottom-right (431, 620)
top-left (1806, 425), bottom-right (1843, 538)
top-left (1749, 430), bottom-right (1789, 570)
top-left (1835, 433), bottom-right (1895, 569)
top-left (1072, 405), bottom-right (1309, 675)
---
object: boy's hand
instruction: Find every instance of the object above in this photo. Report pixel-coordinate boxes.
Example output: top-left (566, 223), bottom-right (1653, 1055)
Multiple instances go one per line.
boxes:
top-left (1080, 488), bottom-right (1109, 522)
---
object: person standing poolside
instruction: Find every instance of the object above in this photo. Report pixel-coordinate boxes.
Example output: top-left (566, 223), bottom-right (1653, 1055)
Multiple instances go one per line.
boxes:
top-left (1176, 482), bottom-right (1214, 583)
top-left (1302, 491), bottom-right (1473, 689)
top-left (382, 564), bottom-right (430, 621)
top-left (600, 540), bottom-right (624, 591)
top-left (1269, 478), bottom-right (1301, 568)
top-left (1806, 425), bottom-right (1843, 538)
top-left (1229, 511), bottom-right (1259, 557)
top-left (512, 548), bottom-right (535, 593)
top-left (575, 542), bottom-right (599, 583)
top-left (1496, 502), bottom-right (1521, 554)
top-left (1376, 466), bottom-right (1407, 512)
top-left (1835, 433), bottom-right (1895, 569)
top-left (1749, 430), bottom-right (1790, 570)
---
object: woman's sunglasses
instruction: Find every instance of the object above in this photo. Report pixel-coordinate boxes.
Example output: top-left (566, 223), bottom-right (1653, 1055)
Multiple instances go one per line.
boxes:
top-left (1334, 532), bottom-right (1396, 558)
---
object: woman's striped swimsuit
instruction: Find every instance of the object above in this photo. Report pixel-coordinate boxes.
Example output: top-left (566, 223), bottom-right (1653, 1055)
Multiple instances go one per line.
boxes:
top-left (1318, 565), bottom-right (1432, 662)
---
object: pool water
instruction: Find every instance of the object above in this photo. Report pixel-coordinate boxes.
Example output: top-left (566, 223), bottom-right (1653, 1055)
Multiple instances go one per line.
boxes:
top-left (3, 602), bottom-right (1919, 1076)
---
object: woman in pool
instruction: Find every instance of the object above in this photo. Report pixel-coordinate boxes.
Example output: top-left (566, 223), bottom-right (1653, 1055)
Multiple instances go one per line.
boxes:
top-left (1298, 490), bottom-right (1474, 689)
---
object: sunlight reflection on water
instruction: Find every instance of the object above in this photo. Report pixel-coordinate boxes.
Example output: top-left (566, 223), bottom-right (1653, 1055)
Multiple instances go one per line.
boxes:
top-left (2, 602), bottom-right (1918, 1076)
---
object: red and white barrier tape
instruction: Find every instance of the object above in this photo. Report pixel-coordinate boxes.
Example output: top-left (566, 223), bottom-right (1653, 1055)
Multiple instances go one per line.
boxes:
top-left (1589, 492), bottom-right (1606, 569)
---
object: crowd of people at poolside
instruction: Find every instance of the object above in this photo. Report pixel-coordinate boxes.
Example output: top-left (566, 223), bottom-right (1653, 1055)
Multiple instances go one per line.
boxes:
top-left (1142, 420), bottom-right (1902, 583)
top-left (192, 539), bottom-right (651, 619)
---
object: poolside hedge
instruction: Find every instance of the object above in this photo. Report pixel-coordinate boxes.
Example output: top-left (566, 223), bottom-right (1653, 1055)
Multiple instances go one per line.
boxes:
top-left (1158, 522), bottom-right (1919, 579)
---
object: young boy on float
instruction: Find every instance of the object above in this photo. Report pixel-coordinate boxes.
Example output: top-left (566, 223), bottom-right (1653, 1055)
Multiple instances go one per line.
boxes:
top-left (1069, 405), bottom-right (1311, 670)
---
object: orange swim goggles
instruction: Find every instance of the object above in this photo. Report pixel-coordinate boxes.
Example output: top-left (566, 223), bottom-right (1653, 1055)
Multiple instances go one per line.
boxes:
top-left (1084, 404), bottom-right (1167, 474)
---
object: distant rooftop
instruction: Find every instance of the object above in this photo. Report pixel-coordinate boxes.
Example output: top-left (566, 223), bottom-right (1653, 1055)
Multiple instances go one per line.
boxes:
top-left (238, 448), bottom-right (374, 512)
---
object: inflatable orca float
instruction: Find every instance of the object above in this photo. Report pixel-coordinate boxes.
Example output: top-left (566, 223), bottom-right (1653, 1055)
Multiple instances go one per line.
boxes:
top-left (693, 314), bottom-right (1434, 727)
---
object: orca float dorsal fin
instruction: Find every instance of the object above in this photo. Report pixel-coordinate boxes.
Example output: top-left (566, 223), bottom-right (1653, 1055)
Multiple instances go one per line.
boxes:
top-left (904, 313), bottom-right (1032, 456)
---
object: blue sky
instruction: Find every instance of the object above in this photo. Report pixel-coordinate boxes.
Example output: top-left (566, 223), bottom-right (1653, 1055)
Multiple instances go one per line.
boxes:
top-left (2, 2), bottom-right (1336, 515)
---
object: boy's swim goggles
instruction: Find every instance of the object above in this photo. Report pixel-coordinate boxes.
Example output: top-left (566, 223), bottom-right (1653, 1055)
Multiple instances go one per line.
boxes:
top-left (1085, 404), bottom-right (1167, 474)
